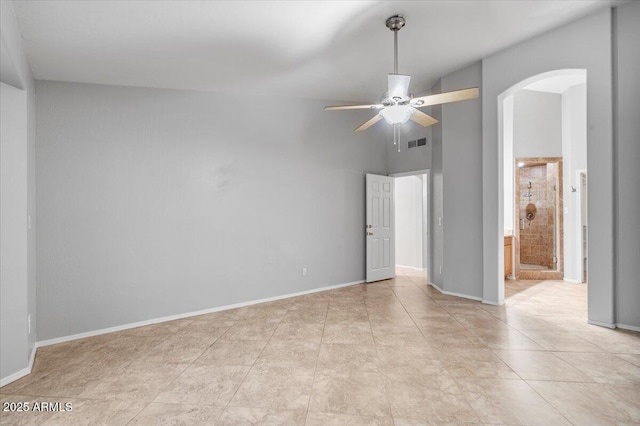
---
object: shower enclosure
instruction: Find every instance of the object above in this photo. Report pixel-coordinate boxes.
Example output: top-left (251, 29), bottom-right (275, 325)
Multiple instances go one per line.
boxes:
top-left (514, 158), bottom-right (563, 280)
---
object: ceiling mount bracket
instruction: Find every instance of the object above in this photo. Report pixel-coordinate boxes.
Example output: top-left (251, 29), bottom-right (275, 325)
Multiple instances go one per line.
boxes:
top-left (385, 15), bottom-right (406, 32)
top-left (386, 15), bottom-right (405, 74)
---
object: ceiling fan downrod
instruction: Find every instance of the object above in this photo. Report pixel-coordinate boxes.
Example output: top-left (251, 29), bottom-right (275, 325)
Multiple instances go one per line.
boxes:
top-left (386, 15), bottom-right (405, 75)
top-left (386, 15), bottom-right (406, 151)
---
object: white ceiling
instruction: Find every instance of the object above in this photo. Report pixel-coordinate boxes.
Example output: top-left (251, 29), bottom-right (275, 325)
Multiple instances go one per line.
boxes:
top-left (12, 0), bottom-right (624, 102)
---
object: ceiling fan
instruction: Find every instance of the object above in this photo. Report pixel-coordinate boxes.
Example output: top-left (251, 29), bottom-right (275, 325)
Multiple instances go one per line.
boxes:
top-left (325, 15), bottom-right (479, 149)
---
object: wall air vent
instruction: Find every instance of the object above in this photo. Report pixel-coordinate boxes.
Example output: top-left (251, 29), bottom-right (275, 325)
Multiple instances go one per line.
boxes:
top-left (408, 138), bottom-right (428, 149)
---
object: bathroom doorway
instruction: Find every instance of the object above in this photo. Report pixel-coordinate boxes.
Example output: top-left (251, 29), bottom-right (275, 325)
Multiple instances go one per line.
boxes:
top-left (514, 157), bottom-right (563, 280)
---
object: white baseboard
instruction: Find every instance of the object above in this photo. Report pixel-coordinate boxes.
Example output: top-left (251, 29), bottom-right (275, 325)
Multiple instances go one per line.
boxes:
top-left (37, 279), bottom-right (364, 348)
top-left (428, 282), bottom-right (483, 302)
top-left (428, 282), bottom-right (444, 293)
top-left (396, 265), bottom-right (426, 271)
top-left (588, 319), bottom-right (616, 329)
top-left (0, 344), bottom-right (37, 388)
top-left (482, 299), bottom-right (505, 306)
top-left (616, 323), bottom-right (640, 332)
top-left (563, 277), bottom-right (583, 284)
top-left (588, 319), bottom-right (640, 332)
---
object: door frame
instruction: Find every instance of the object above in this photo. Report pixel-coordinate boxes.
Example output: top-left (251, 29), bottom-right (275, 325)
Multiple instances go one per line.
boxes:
top-left (576, 169), bottom-right (587, 283)
top-left (514, 157), bottom-right (564, 280)
top-left (389, 169), bottom-right (430, 281)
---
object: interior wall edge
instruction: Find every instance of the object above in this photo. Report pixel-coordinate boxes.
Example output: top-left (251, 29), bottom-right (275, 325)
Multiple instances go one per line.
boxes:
top-left (0, 343), bottom-right (36, 388)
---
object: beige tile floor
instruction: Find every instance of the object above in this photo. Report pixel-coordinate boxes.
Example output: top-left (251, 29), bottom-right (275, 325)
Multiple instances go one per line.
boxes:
top-left (2, 270), bottom-right (639, 425)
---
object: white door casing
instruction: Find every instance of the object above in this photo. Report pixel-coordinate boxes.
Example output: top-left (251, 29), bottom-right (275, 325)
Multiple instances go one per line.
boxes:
top-left (366, 174), bottom-right (395, 282)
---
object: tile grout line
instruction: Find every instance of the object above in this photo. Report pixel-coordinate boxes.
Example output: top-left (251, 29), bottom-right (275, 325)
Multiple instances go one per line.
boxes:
top-left (125, 324), bottom-right (234, 425)
top-left (362, 278), bottom-right (395, 423)
top-left (303, 298), bottom-right (330, 424)
top-left (218, 304), bottom-right (287, 417)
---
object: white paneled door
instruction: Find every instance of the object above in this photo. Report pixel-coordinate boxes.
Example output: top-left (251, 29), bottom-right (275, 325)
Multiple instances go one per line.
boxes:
top-left (366, 174), bottom-right (395, 282)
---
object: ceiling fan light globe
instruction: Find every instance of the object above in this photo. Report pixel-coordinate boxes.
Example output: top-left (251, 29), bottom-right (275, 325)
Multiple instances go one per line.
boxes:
top-left (380, 105), bottom-right (414, 125)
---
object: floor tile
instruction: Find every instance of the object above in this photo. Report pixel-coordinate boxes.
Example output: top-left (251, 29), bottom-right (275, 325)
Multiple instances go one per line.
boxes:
top-left (4, 270), bottom-right (639, 425)
top-left (371, 326), bottom-right (425, 346)
top-left (257, 340), bottom-right (320, 368)
top-left (470, 328), bottom-right (544, 351)
top-left (322, 323), bottom-right (374, 345)
top-left (519, 330), bottom-right (606, 352)
top-left (230, 368), bottom-right (314, 411)
top-left (317, 343), bottom-right (380, 373)
top-left (616, 353), bottom-right (640, 367)
top-left (194, 339), bottom-right (267, 366)
top-left (79, 361), bottom-right (189, 401)
top-left (554, 351), bottom-right (640, 384)
top-left (384, 373), bottom-right (479, 423)
top-left (138, 334), bottom-right (217, 363)
top-left (271, 323), bottom-right (325, 343)
top-left (309, 370), bottom-right (390, 417)
top-left (128, 403), bottom-right (224, 425)
top-left (153, 364), bottom-right (250, 406)
top-left (222, 323), bottom-right (278, 341)
top-left (528, 380), bottom-right (640, 425)
top-left (442, 349), bottom-right (519, 379)
top-left (376, 344), bottom-right (442, 376)
top-left (456, 378), bottom-right (570, 425)
top-left (305, 411), bottom-right (393, 425)
top-left (281, 308), bottom-right (327, 324)
top-left (575, 330), bottom-right (640, 354)
top-left (42, 398), bottom-right (147, 425)
top-left (493, 349), bottom-right (592, 382)
top-left (217, 406), bottom-right (305, 425)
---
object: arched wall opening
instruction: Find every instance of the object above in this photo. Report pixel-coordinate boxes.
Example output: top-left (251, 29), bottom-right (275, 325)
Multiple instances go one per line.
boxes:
top-left (480, 8), bottom-right (614, 328)
top-left (500, 69), bottom-right (587, 293)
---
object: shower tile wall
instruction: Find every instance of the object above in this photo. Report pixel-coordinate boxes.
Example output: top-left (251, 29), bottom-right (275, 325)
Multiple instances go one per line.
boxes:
top-left (519, 164), bottom-right (555, 268)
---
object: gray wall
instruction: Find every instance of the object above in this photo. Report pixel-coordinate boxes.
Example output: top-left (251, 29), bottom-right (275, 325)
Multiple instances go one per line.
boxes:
top-left (387, 120), bottom-right (432, 174)
top-left (442, 62), bottom-right (484, 299)
top-left (35, 81), bottom-right (387, 340)
top-left (430, 81), bottom-right (444, 288)
top-left (615, 0), bottom-right (640, 328)
top-left (0, 0), bottom-right (37, 383)
top-left (513, 90), bottom-right (562, 158)
top-left (482, 9), bottom-right (614, 321)
top-left (1, 83), bottom-right (28, 381)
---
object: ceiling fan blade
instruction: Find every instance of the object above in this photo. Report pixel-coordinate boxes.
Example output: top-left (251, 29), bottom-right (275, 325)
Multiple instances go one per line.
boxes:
top-left (354, 114), bottom-right (382, 132)
top-left (410, 110), bottom-right (438, 127)
top-left (388, 74), bottom-right (411, 99)
top-left (325, 103), bottom-right (383, 111)
top-left (411, 87), bottom-right (479, 108)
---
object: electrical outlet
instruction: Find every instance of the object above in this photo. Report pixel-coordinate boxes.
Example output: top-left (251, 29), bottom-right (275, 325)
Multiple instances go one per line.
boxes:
top-left (302, 268), bottom-right (307, 277)
top-left (28, 314), bottom-right (31, 334)
top-left (439, 266), bottom-right (443, 274)
top-left (438, 217), bottom-right (442, 226)
top-left (28, 215), bottom-right (32, 230)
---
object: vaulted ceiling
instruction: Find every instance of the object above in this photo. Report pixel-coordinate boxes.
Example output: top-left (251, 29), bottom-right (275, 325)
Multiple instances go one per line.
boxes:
top-left (12, 0), bottom-right (623, 102)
